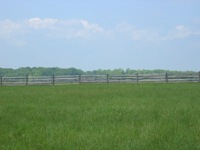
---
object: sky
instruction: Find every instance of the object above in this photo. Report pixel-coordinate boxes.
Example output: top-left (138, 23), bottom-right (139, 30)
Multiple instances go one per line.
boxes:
top-left (0, 0), bottom-right (200, 71)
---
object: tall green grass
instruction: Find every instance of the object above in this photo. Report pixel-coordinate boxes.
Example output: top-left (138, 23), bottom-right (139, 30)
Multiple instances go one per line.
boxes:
top-left (0, 83), bottom-right (200, 150)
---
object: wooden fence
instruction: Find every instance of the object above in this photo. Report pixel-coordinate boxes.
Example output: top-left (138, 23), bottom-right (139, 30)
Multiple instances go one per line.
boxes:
top-left (0, 72), bottom-right (200, 86)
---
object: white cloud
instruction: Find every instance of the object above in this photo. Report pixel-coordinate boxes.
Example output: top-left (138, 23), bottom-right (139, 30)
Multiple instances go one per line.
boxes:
top-left (132, 30), bottom-right (159, 41)
top-left (160, 25), bottom-right (200, 41)
top-left (0, 20), bottom-right (29, 47)
top-left (165, 25), bottom-right (191, 40)
top-left (28, 17), bottom-right (58, 29)
top-left (115, 21), bottom-right (159, 41)
top-left (70, 20), bottom-right (105, 38)
top-left (0, 18), bottom-right (106, 40)
top-left (80, 20), bottom-right (104, 32)
top-left (0, 20), bottom-right (22, 38)
top-left (0, 18), bottom-right (200, 43)
top-left (115, 22), bottom-right (200, 42)
top-left (27, 18), bottom-right (105, 39)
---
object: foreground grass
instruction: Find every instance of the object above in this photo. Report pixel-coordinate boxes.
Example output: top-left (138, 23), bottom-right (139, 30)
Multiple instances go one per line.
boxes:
top-left (0, 83), bottom-right (200, 150)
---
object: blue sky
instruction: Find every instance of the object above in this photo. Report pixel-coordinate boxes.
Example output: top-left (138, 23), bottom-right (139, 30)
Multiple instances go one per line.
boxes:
top-left (0, 0), bottom-right (200, 71)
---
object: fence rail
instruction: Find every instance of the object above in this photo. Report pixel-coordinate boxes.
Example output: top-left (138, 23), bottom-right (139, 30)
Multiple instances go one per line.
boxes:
top-left (0, 72), bottom-right (200, 86)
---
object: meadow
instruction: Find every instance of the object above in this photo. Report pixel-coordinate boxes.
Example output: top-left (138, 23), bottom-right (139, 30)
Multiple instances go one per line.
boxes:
top-left (0, 83), bottom-right (200, 150)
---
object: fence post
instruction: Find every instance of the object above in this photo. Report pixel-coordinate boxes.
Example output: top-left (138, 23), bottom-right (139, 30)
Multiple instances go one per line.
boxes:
top-left (26, 74), bottom-right (28, 86)
top-left (165, 72), bottom-right (168, 83)
top-left (0, 76), bottom-right (2, 86)
top-left (107, 74), bottom-right (109, 83)
top-left (52, 75), bottom-right (55, 85)
top-left (199, 71), bottom-right (200, 82)
top-left (79, 75), bottom-right (81, 84)
top-left (136, 73), bottom-right (139, 83)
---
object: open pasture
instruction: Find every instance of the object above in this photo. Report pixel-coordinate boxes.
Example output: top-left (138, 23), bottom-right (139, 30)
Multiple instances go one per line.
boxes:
top-left (0, 83), bottom-right (200, 149)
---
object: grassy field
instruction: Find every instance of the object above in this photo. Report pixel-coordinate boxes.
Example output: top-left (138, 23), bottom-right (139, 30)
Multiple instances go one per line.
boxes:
top-left (0, 83), bottom-right (200, 150)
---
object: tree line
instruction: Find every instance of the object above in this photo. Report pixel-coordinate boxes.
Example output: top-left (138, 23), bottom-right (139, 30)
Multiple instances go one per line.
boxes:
top-left (0, 67), bottom-right (196, 77)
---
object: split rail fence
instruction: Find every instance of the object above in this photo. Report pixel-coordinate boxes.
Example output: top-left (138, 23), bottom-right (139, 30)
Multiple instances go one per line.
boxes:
top-left (0, 72), bottom-right (200, 86)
